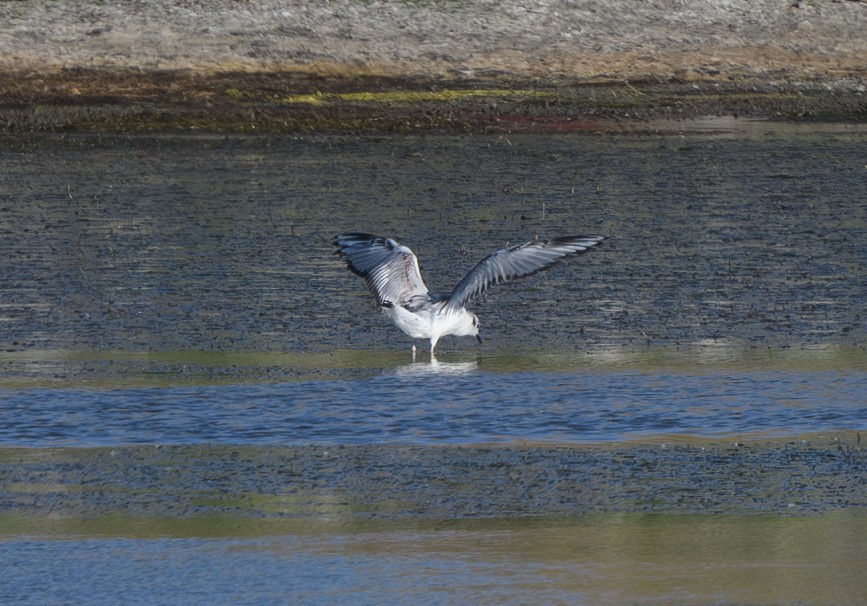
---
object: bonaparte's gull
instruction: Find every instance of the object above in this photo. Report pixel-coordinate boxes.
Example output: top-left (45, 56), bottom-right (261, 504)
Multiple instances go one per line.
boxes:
top-left (334, 232), bottom-right (604, 354)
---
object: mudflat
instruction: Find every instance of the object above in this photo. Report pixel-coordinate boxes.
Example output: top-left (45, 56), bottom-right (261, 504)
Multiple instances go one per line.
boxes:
top-left (2, 436), bottom-right (865, 524)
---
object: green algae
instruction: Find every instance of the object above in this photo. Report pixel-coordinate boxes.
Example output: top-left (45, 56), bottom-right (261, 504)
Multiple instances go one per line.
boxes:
top-left (278, 88), bottom-right (555, 105)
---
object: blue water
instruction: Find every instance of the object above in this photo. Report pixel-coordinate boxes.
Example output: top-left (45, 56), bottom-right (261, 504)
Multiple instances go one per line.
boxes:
top-left (2, 369), bottom-right (864, 447)
top-left (3, 516), bottom-right (867, 606)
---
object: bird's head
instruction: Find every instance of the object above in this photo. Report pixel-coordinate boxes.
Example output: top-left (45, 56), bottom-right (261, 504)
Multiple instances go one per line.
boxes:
top-left (450, 310), bottom-right (482, 344)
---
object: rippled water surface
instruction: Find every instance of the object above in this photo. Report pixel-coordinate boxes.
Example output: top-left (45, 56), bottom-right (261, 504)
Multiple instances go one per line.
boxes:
top-left (1, 124), bottom-right (866, 605)
top-left (2, 367), bottom-right (866, 447)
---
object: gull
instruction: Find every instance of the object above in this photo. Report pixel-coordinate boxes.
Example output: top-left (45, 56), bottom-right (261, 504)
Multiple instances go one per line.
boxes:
top-left (334, 232), bottom-right (605, 355)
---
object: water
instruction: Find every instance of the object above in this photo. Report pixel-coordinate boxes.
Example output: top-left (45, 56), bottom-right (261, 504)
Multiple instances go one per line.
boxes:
top-left (2, 369), bottom-right (865, 446)
top-left (2, 513), bottom-right (866, 606)
top-left (1, 125), bottom-right (866, 605)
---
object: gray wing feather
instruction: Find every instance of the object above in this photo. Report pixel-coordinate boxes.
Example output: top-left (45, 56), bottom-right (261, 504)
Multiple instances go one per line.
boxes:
top-left (445, 235), bottom-right (604, 311)
top-left (334, 233), bottom-right (430, 307)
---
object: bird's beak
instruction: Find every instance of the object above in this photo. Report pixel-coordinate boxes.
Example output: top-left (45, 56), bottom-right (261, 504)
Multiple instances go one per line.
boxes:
top-left (476, 334), bottom-right (483, 345)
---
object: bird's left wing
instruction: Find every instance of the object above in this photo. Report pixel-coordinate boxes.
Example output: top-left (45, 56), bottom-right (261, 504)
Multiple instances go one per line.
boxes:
top-left (444, 235), bottom-right (604, 312)
top-left (334, 233), bottom-right (430, 308)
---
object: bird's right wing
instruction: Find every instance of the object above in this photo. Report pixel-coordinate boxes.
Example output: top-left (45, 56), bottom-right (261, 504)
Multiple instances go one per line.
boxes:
top-left (444, 235), bottom-right (604, 312)
top-left (334, 233), bottom-right (430, 308)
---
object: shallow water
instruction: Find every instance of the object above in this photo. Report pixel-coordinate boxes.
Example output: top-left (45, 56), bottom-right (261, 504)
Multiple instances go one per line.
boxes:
top-left (2, 513), bottom-right (866, 606)
top-left (2, 367), bottom-right (865, 447)
top-left (1, 125), bottom-right (866, 605)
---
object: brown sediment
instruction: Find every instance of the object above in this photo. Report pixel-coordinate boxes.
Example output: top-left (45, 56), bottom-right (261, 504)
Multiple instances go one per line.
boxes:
top-left (1, 68), bottom-right (865, 134)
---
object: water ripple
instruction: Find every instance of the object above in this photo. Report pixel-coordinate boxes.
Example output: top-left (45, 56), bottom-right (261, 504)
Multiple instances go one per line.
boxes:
top-left (1, 370), bottom-right (864, 447)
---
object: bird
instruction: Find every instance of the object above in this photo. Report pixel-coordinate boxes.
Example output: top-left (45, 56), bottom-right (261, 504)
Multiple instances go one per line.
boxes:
top-left (334, 232), bottom-right (605, 356)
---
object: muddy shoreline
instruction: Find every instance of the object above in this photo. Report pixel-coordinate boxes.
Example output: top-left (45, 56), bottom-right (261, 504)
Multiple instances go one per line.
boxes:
top-left (2, 0), bottom-right (866, 132)
top-left (2, 436), bottom-right (864, 525)
top-left (2, 69), bottom-right (866, 134)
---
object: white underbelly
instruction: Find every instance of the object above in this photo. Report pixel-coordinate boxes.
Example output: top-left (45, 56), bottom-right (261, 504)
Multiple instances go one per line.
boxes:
top-left (384, 305), bottom-right (432, 339)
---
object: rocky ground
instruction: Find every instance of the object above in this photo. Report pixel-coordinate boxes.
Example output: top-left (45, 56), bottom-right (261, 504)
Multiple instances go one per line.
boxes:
top-left (1, 0), bottom-right (865, 132)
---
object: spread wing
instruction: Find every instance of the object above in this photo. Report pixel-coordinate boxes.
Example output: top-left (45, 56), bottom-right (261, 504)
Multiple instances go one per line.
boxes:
top-left (444, 235), bottom-right (604, 312)
top-left (334, 232), bottom-right (430, 308)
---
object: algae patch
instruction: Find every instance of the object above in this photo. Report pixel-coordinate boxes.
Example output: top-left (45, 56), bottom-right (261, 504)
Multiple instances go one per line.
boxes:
top-left (279, 88), bottom-right (555, 105)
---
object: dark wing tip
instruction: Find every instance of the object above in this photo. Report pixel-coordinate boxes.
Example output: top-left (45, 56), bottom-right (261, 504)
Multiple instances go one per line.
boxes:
top-left (333, 233), bottom-right (387, 260)
top-left (549, 235), bottom-right (606, 248)
top-left (334, 232), bottom-right (378, 248)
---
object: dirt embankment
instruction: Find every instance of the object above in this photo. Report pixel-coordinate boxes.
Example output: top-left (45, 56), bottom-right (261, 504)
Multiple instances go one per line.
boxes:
top-left (1, 0), bottom-right (865, 132)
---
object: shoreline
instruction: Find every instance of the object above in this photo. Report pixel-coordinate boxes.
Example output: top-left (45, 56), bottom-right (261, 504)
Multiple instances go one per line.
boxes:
top-left (2, 68), bottom-right (865, 134)
top-left (1, 0), bottom-right (865, 133)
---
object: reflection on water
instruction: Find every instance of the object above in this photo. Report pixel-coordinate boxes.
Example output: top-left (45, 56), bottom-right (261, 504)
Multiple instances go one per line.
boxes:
top-left (2, 512), bottom-right (865, 606)
top-left (392, 355), bottom-right (479, 377)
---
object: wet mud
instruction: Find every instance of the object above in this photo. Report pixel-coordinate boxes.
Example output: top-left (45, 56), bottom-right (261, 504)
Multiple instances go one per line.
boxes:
top-left (1, 130), bottom-right (865, 384)
top-left (2, 69), bottom-right (866, 134)
top-left (2, 435), bottom-right (864, 524)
